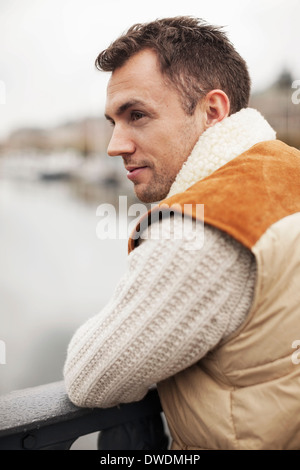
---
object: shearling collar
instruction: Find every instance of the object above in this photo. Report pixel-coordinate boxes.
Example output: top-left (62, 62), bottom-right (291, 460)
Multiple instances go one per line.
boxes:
top-left (167, 107), bottom-right (276, 198)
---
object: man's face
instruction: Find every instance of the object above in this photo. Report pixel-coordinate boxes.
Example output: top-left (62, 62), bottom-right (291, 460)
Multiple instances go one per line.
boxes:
top-left (105, 49), bottom-right (206, 202)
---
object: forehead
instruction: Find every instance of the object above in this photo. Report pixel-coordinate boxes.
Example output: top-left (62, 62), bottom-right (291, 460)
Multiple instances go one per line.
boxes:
top-left (105, 49), bottom-right (169, 113)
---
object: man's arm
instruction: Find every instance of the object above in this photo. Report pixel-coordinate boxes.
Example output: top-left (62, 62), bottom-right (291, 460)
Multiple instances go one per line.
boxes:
top-left (64, 217), bottom-right (256, 408)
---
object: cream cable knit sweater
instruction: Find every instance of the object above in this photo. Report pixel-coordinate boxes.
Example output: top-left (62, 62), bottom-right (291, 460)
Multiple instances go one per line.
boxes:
top-left (64, 108), bottom-right (276, 408)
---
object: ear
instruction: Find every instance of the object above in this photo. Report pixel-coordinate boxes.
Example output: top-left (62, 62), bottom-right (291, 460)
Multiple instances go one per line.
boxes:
top-left (203, 90), bottom-right (230, 129)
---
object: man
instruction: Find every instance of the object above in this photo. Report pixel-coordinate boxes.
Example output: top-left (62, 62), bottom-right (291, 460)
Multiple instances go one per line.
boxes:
top-left (64, 17), bottom-right (300, 450)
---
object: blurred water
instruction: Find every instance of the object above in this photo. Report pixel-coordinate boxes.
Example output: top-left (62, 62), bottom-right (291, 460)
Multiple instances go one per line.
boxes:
top-left (0, 177), bottom-right (129, 395)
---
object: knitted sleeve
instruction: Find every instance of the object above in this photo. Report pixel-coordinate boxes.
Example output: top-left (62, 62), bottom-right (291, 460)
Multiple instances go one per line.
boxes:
top-left (64, 216), bottom-right (256, 408)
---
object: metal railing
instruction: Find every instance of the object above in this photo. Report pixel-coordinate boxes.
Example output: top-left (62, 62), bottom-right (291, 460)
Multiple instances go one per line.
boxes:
top-left (0, 381), bottom-right (169, 450)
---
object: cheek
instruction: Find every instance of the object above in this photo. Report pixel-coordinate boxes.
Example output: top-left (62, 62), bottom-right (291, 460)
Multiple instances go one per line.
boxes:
top-left (136, 131), bottom-right (170, 163)
top-left (135, 118), bottom-right (198, 170)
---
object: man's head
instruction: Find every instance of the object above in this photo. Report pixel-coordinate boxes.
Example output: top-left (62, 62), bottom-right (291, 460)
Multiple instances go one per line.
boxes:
top-left (97, 16), bottom-right (251, 202)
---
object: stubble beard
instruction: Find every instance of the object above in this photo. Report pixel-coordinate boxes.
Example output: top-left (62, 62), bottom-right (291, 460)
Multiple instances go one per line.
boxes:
top-left (133, 170), bottom-right (177, 203)
top-left (131, 117), bottom-right (201, 203)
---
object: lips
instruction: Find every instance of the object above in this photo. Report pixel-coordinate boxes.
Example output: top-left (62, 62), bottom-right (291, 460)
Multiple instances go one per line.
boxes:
top-left (126, 166), bottom-right (148, 181)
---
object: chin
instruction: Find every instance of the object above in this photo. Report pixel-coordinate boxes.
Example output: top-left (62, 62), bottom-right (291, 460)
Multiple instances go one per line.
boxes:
top-left (135, 193), bottom-right (157, 204)
top-left (134, 181), bottom-right (171, 204)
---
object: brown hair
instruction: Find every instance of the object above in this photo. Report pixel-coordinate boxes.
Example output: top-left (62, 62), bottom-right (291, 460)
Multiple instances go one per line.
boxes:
top-left (95, 16), bottom-right (251, 115)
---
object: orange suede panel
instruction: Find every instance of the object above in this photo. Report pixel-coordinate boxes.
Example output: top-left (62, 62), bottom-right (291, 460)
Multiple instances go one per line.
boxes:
top-left (128, 140), bottom-right (300, 253)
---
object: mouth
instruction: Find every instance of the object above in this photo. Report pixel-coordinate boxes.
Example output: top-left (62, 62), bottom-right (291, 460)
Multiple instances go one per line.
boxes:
top-left (126, 166), bottom-right (148, 181)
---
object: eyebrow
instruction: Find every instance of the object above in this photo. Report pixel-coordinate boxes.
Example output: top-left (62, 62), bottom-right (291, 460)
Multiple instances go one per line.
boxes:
top-left (105, 99), bottom-right (147, 121)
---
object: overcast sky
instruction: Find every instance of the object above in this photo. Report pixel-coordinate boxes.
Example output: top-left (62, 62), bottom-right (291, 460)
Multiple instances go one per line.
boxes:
top-left (0, 0), bottom-right (299, 139)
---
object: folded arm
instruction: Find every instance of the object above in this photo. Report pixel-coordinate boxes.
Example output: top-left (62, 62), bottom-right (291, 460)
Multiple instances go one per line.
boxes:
top-left (64, 217), bottom-right (256, 408)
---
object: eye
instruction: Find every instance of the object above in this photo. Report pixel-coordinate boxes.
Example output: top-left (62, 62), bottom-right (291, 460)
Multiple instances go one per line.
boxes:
top-left (130, 111), bottom-right (145, 121)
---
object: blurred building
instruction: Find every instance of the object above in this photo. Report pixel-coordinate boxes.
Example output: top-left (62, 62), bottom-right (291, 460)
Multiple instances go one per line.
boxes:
top-left (249, 70), bottom-right (300, 149)
top-left (0, 116), bottom-right (135, 205)
top-left (1, 69), bottom-right (299, 156)
top-left (0, 70), bottom-right (298, 205)
top-left (0, 117), bottom-right (112, 155)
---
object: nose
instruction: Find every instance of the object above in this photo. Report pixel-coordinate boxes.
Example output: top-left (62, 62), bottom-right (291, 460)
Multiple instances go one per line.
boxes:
top-left (107, 125), bottom-right (136, 157)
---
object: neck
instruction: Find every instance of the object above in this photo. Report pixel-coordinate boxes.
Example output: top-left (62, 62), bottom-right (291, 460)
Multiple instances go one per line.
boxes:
top-left (167, 107), bottom-right (276, 198)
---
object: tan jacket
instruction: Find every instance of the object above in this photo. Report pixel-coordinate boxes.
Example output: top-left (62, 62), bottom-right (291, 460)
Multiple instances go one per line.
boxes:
top-left (129, 140), bottom-right (300, 450)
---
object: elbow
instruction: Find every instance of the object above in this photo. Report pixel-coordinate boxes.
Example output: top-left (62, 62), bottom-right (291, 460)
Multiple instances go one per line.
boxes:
top-left (64, 372), bottom-right (119, 409)
top-left (63, 353), bottom-right (150, 409)
top-left (64, 373), bottom-right (148, 410)
top-left (63, 361), bottom-right (91, 408)
top-left (64, 376), bottom-right (89, 408)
